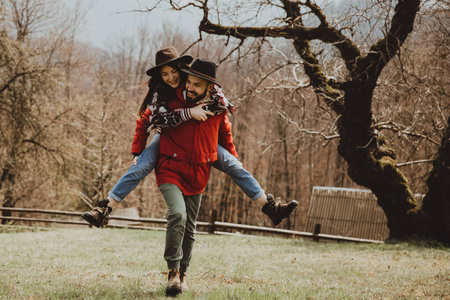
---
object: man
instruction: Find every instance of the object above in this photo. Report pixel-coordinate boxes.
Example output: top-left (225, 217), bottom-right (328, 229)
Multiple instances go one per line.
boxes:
top-left (155, 58), bottom-right (237, 296)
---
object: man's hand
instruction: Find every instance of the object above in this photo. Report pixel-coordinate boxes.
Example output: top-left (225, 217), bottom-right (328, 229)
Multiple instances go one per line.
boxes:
top-left (133, 156), bottom-right (139, 166)
top-left (190, 103), bottom-right (214, 121)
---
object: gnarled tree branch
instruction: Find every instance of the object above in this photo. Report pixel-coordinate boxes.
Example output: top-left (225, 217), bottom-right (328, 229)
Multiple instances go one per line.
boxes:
top-left (356, 0), bottom-right (421, 82)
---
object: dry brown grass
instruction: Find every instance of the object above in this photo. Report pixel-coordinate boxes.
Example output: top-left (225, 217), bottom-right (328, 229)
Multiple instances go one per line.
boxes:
top-left (0, 226), bottom-right (448, 299)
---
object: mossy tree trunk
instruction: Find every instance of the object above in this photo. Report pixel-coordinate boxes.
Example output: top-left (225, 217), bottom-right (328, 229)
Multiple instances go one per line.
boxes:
top-left (421, 116), bottom-right (450, 244)
top-left (337, 80), bottom-right (417, 239)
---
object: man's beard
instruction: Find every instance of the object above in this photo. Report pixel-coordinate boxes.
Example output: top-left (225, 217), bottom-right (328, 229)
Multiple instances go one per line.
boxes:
top-left (186, 89), bottom-right (208, 104)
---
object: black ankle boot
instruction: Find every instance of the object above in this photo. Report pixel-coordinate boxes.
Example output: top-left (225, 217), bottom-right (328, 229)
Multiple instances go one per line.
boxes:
top-left (262, 194), bottom-right (298, 225)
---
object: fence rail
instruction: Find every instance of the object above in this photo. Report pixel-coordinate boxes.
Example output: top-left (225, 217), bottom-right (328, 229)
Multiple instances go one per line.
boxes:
top-left (0, 207), bottom-right (383, 244)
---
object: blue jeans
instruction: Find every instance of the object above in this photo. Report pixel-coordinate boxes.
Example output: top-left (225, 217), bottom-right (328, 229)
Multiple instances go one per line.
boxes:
top-left (212, 145), bottom-right (264, 200)
top-left (108, 134), bottom-right (264, 202)
top-left (108, 134), bottom-right (160, 201)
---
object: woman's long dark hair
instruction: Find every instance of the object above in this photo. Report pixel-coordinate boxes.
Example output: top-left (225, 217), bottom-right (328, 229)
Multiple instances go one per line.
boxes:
top-left (137, 61), bottom-right (188, 118)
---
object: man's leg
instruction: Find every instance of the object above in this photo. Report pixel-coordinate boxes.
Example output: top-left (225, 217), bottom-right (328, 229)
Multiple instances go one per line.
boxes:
top-left (82, 134), bottom-right (160, 227)
top-left (159, 183), bottom-right (187, 270)
top-left (159, 183), bottom-right (188, 296)
top-left (179, 193), bottom-right (202, 291)
top-left (213, 144), bottom-right (298, 225)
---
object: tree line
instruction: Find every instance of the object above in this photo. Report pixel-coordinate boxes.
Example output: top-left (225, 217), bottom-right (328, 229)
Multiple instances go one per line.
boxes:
top-left (0, 0), bottom-right (448, 244)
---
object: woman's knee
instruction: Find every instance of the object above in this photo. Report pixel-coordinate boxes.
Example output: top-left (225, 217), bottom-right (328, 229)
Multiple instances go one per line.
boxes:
top-left (215, 157), bottom-right (243, 173)
top-left (128, 165), bottom-right (151, 179)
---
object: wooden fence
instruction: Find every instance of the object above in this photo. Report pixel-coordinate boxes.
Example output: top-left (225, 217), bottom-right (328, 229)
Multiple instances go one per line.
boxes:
top-left (0, 207), bottom-right (383, 244)
top-left (305, 186), bottom-right (424, 241)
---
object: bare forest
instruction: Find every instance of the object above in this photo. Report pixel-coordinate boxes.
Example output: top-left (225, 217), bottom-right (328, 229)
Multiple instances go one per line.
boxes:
top-left (1, 0), bottom-right (449, 243)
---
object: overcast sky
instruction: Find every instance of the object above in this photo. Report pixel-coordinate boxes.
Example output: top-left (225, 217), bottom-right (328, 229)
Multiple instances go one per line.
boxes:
top-left (64, 0), bottom-right (345, 50)
top-left (63, 0), bottom-right (199, 49)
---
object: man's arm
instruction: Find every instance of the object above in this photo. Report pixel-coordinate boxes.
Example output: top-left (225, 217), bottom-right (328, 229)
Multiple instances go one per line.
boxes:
top-left (218, 114), bottom-right (238, 158)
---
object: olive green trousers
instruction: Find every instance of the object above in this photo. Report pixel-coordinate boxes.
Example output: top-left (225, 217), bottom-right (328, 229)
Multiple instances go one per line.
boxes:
top-left (159, 183), bottom-right (202, 273)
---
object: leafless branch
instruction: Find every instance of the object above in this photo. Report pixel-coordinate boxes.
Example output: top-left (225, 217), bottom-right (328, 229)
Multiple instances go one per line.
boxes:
top-left (268, 97), bottom-right (340, 141)
top-left (374, 121), bottom-right (440, 146)
top-left (218, 38), bottom-right (245, 65)
top-left (397, 159), bottom-right (434, 167)
top-left (180, 37), bottom-right (203, 55)
top-left (0, 70), bottom-right (47, 94)
top-left (355, 0), bottom-right (421, 82)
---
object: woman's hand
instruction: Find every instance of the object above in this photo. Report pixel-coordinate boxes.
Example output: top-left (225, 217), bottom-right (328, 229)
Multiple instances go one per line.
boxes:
top-left (190, 103), bottom-right (214, 122)
top-left (133, 156), bottom-right (139, 166)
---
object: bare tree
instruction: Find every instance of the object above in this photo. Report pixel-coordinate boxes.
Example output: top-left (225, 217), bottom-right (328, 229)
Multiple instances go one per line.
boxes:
top-left (0, 0), bottom-right (70, 219)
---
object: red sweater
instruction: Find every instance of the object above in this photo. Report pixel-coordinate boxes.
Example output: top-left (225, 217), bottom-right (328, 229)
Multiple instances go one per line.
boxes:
top-left (156, 85), bottom-right (237, 195)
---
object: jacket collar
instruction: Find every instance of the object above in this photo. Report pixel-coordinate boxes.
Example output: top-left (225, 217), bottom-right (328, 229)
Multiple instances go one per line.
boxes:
top-left (176, 83), bottom-right (188, 105)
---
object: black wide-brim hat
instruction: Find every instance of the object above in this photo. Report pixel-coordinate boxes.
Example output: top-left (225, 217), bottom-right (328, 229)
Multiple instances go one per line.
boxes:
top-left (180, 58), bottom-right (221, 87)
top-left (146, 46), bottom-right (193, 77)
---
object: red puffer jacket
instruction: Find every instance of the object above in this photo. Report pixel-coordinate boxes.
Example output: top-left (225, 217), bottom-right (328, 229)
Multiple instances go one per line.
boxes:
top-left (131, 84), bottom-right (235, 156)
top-left (156, 85), bottom-right (237, 195)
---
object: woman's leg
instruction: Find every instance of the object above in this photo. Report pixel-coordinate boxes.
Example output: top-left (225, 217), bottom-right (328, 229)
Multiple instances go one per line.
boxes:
top-left (82, 134), bottom-right (161, 227)
top-left (212, 145), bottom-right (264, 201)
top-left (108, 134), bottom-right (160, 202)
top-left (213, 145), bottom-right (298, 225)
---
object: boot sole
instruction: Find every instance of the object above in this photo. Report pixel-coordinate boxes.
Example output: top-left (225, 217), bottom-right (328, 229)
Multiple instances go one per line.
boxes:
top-left (274, 200), bottom-right (298, 225)
top-left (81, 212), bottom-right (102, 228)
top-left (165, 286), bottom-right (182, 297)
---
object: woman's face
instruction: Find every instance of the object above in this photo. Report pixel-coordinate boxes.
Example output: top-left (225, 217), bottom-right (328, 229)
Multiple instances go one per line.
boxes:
top-left (160, 65), bottom-right (181, 88)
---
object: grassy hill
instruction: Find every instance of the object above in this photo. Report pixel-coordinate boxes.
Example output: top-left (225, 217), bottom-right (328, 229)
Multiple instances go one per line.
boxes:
top-left (0, 226), bottom-right (448, 299)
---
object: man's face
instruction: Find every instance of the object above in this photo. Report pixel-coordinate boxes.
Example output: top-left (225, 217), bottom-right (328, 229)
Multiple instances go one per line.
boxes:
top-left (185, 75), bottom-right (210, 103)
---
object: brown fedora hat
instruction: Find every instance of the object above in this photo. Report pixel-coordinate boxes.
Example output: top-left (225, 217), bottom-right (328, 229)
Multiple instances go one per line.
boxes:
top-left (180, 58), bottom-right (221, 87)
top-left (146, 46), bottom-right (193, 76)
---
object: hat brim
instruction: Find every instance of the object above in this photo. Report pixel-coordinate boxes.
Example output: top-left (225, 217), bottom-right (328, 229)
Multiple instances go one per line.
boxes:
top-left (180, 67), bottom-right (221, 87)
top-left (146, 55), bottom-right (193, 77)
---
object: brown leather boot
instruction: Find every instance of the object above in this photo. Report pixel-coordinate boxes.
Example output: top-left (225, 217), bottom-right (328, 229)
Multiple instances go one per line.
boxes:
top-left (262, 194), bottom-right (298, 226)
top-left (81, 199), bottom-right (112, 228)
top-left (180, 272), bottom-right (189, 292)
top-left (165, 268), bottom-right (181, 297)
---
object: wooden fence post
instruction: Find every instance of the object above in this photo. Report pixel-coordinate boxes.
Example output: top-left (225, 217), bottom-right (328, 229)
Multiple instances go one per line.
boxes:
top-left (208, 209), bottom-right (217, 234)
top-left (313, 223), bottom-right (321, 242)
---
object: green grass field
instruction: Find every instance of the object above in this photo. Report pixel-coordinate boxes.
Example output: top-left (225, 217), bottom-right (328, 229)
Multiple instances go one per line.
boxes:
top-left (0, 226), bottom-right (448, 299)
